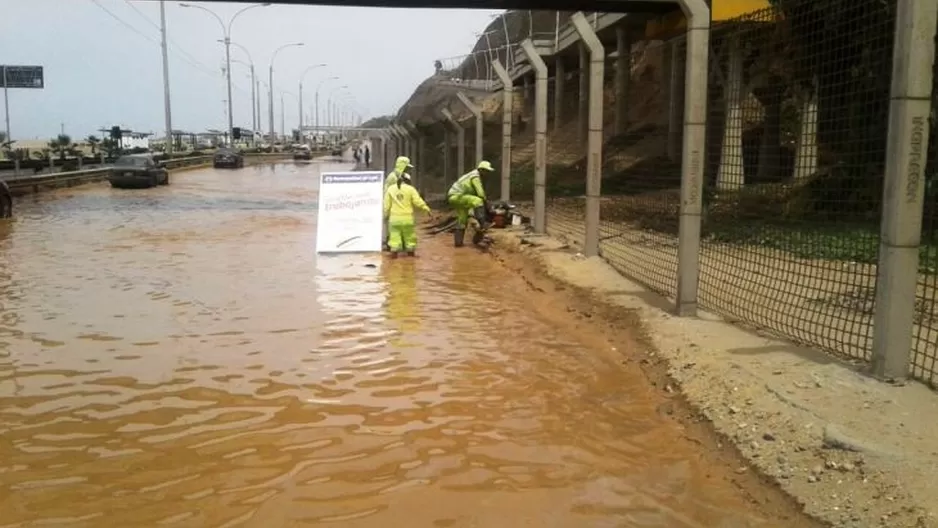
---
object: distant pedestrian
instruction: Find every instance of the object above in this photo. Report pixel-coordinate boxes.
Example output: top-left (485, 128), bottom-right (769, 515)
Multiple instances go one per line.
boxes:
top-left (353, 148), bottom-right (361, 165)
top-left (364, 145), bottom-right (371, 167)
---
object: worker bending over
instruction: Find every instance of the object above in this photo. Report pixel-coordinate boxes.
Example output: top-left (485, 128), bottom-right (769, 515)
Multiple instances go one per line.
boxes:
top-left (383, 173), bottom-right (431, 258)
top-left (447, 160), bottom-right (494, 247)
top-left (383, 156), bottom-right (415, 251)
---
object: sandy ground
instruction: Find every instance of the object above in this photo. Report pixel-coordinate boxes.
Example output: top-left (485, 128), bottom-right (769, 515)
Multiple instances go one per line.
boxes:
top-left (484, 225), bottom-right (938, 528)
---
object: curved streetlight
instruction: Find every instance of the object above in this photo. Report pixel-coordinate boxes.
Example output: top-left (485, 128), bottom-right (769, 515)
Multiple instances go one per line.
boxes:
top-left (334, 92), bottom-right (355, 128)
top-left (314, 76), bottom-right (339, 136)
top-left (268, 42), bottom-right (304, 142)
top-left (327, 84), bottom-right (349, 129)
top-left (280, 89), bottom-right (299, 139)
top-left (180, 2), bottom-right (270, 145)
top-left (298, 64), bottom-right (326, 136)
top-left (228, 42), bottom-right (257, 141)
top-left (230, 58), bottom-right (256, 143)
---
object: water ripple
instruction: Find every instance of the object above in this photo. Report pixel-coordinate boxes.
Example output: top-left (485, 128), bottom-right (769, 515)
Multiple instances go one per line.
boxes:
top-left (0, 163), bottom-right (778, 527)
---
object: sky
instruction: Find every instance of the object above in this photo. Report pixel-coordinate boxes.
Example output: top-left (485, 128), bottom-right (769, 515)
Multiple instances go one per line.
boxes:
top-left (0, 0), bottom-right (501, 141)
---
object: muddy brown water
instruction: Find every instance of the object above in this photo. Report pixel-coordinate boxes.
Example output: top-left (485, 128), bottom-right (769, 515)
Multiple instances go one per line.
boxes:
top-left (0, 162), bottom-right (798, 527)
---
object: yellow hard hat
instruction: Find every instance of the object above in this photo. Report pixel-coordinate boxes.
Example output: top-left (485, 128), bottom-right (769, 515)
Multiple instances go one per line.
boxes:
top-left (477, 160), bottom-right (495, 172)
top-left (396, 156), bottom-right (414, 169)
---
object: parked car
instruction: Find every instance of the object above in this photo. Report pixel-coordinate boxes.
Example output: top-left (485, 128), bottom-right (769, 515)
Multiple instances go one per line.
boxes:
top-left (293, 146), bottom-right (312, 161)
top-left (330, 147), bottom-right (343, 157)
top-left (108, 154), bottom-right (169, 189)
top-left (213, 148), bottom-right (244, 169)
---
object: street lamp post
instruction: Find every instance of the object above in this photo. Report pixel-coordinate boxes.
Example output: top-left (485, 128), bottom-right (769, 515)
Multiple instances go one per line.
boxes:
top-left (268, 42), bottom-right (304, 143)
top-left (314, 76), bottom-right (339, 142)
top-left (298, 63), bottom-right (326, 141)
top-left (229, 41), bottom-right (256, 144)
top-left (231, 59), bottom-right (255, 144)
top-left (159, 0), bottom-right (173, 155)
top-left (179, 2), bottom-right (270, 146)
top-left (326, 84), bottom-right (348, 144)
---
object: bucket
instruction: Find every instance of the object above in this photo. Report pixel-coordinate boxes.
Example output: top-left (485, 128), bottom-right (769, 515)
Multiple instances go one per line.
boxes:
top-left (511, 213), bottom-right (522, 226)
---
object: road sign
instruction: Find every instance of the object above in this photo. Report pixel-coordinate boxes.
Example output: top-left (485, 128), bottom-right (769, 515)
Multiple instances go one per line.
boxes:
top-left (315, 171), bottom-right (385, 253)
top-left (0, 66), bottom-right (44, 89)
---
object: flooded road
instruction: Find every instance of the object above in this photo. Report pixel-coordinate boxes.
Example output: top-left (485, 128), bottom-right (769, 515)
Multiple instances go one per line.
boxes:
top-left (1, 162), bottom-right (795, 527)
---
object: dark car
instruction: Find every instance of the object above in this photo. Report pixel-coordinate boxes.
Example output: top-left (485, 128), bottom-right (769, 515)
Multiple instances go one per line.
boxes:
top-left (213, 148), bottom-right (244, 169)
top-left (108, 154), bottom-right (169, 189)
top-left (330, 147), bottom-right (343, 157)
top-left (293, 146), bottom-right (312, 161)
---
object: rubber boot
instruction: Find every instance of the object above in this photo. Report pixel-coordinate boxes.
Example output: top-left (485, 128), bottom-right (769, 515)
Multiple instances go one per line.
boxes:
top-left (453, 228), bottom-right (466, 248)
top-left (389, 251), bottom-right (399, 259)
top-left (472, 207), bottom-right (489, 230)
top-left (406, 250), bottom-right (416, 257)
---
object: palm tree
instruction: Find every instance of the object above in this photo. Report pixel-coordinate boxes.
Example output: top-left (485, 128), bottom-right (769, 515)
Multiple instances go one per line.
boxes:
top-left (86, 135), bottom-right (100, 156)
top-left (101, 138), bottom-right (118, 157)
top-left (48, 134), bottom-right (73, 160)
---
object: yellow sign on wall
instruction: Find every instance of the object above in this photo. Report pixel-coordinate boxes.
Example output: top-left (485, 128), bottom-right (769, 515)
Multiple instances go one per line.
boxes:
top-left (644, 0), bottom-right (772, 39)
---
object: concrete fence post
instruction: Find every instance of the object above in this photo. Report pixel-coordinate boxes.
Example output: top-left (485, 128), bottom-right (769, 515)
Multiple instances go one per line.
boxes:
top-left (571, 13), bottom-right (605, 257)
top-left (370, 135), bottom-right (381, 170)
top-left (578, 42), bottom-right (589, 145)
top-left (493, 59), bottom-right (514, 201)
top-left (391, 124), bottom-right (405, 161)
top-left (396, 124), bottom-right (411, 161)
top-left (871, 0), bottom-right (938, 380)
top-left (554, 58), bottom-right (565, 132)
top-left (441, 108), bottom-right (465, 179)
top-left (405, 120), bottom-right (422, 190)
top-left (675, 0), bottom-right (711, 317)
top-left (382, 128), bottom-right (391, 173)
top-left (667, 36), bottom-right (686, 162)
top-left (389, 125), bottom-right (401, 160)
top-left (456, 91), bottom-right (484, 164)
top-left (402, 124), bottom-right (414, 161)
top-left (614, 26), bottom-right (631, 136)
top-left (442, 125), bottom-right (451, 185)
top-left (522, 38), bottom-right (549, 235)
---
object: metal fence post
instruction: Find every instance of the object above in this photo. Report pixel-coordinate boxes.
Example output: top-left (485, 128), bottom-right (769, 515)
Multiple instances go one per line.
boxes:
top-left (493, 59), bottom-right (513, 201)
top-left (571, 13), bottom-right (605, 257)
top-left (675, 0), bottom-right (711, 317)
top-left (441, 108), bottom-right (465, 179)
top-left (456, 91), bottom-right (483, 163)
top-left (522, 39), bottom-right (548, 234)
top-left (871, 0), bottom-right (938, 380)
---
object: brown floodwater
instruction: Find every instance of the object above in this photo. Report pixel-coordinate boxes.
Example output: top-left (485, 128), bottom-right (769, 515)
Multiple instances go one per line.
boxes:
top-left (0, 162), bottom-right (786, 527)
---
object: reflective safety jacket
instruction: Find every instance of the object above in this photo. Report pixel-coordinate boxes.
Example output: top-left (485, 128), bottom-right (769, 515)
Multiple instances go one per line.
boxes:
top-left (447, 169), bottom-right (486, 200)
top-left (384, 182), bottom-right (430, 222)
top-left (384, 158), bottom-right (412, 192)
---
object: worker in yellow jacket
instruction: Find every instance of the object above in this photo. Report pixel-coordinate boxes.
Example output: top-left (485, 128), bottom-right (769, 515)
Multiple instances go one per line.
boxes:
top-left (383, 156), bottom-right (414, 251)
top-left (383, 173), bottom-right (431, 257)
top-left (447, 160), bottom-right (494, 247)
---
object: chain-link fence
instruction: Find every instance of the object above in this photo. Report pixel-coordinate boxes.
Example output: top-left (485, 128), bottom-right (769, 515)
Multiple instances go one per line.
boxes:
top-left (697, 4), bottom-right (895, 365)
top-left (400, 2), bottom-right (938, 387)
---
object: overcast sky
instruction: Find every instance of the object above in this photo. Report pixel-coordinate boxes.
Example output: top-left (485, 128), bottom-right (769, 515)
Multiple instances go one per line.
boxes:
top-left (0, 0), bottom-right (500, 141)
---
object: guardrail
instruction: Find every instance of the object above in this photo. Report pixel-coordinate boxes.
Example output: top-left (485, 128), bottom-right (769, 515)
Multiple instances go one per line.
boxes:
top-left (1, 152), bottom-right (301, 196)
